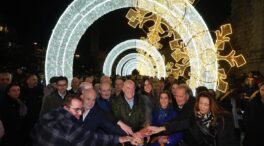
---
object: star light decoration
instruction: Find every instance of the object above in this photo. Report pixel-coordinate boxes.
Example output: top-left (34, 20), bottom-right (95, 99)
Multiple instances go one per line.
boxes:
top-left (215, 24), bottom-right (246, 92)
top-left (126, 7), bottom-right (246, 93)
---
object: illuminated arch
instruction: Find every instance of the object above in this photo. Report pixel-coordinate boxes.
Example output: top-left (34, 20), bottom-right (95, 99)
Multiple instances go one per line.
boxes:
top-left (45, 0), bottom-right (217, 91)
top-left (116, 54), bottom-right (154, 76)
top-left (122, 62), bottom-right (137, 76)
top-left (115, 53), bottom-right (155, 76)
top-left (103, 39), bottom-right (166, 79)
top-left (121, 59), bottom-right (150, 76)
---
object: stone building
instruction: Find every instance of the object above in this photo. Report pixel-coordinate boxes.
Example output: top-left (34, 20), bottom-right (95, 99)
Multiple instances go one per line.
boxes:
top-left (230, 0), bottom-right (264, 75)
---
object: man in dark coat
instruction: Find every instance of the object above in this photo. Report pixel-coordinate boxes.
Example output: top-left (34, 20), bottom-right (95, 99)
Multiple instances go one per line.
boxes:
top-left (112, 80), bottom-right (146, 146)
top-left (39, 76), bottom-right (68, 116)
top-left (20, 74), bottom-right (43, 145)
top-left (243, 82), bottom-right (264, 146)
top-left (81, 89), bottom-right (126, 135)
top-left (31, 94), bottom-right (132, 146)
top-left (112, 80), bottom-right (146, 132)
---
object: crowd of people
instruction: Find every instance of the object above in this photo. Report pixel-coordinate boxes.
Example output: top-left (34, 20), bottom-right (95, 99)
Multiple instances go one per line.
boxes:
top-left (0, 70), bottom-right (263, 146)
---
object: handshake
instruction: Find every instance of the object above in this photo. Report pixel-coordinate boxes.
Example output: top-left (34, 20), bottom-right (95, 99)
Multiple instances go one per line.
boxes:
top-left (119, 126), bottom-right (164, 145)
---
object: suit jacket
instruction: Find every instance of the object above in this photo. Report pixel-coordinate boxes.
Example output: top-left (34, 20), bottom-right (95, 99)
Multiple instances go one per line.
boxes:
top-left (165, 97), bottom-right (195, 134)
top-left (39, 91), bottom-right (67, 116)
top-left (83, 105), bottom-right (126, 136)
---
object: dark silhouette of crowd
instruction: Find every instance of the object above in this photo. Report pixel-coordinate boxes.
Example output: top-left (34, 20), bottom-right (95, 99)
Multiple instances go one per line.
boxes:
top-left (0, 68), bottom-right (263, 146)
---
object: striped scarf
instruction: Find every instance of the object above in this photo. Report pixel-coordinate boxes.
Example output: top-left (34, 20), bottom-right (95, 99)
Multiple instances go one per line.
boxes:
top-left (197, 112), bottom-right (214, 128)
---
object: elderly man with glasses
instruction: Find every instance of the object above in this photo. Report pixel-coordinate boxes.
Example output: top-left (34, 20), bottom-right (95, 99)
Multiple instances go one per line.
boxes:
top-left (31, 94), bottom-right (138, 146)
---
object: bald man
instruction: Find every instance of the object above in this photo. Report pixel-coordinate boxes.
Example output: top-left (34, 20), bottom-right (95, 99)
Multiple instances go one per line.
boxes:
top-left (81, 89), bottom-right (127, 136)
top-left (111, 80), bottom-right (146, 138)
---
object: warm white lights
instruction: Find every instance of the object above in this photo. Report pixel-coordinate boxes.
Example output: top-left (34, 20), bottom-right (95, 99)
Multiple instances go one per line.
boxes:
top-left (115, 53), bottom-right (156, 77)
top-left (103, 39), bottom-right (166, 79)
top-left (45, 0), bottom-right (217, 92)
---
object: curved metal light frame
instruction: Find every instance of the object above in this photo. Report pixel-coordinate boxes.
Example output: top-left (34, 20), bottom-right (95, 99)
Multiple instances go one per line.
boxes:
top-left (122, 59), bottom-right (150, 76)
top-left (45, 0), bottom-right (217, 91)
top-left (103, 39), bottom-right (166, 78)
top-left (115, 53), bottom-right (155, 77)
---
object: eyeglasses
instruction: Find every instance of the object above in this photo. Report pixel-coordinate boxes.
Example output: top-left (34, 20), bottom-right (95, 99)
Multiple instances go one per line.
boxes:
top-left (68, 106), bottom-right (84, 113)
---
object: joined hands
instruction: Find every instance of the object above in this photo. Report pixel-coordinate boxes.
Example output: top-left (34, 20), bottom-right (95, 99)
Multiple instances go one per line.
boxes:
top-left (119, 126), bottom-right (165, 145)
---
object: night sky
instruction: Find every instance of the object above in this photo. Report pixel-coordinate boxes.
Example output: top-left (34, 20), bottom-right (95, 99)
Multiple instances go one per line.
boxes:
top-left (0, 0), bottom-right (231, 73)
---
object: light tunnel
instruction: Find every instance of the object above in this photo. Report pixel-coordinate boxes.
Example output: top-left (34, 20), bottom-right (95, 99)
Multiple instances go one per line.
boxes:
top-left (115, 53), bottom-right (156, 77)
top-left (103, 39), bottom-right (166, 79)
top-left (122, 59), bottom-right (150, 76)
top-left (45, 0), bottom-right (218, 92)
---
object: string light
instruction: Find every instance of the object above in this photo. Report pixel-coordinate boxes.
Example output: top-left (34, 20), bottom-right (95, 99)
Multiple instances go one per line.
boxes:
top-left (102, 39), bottom-right (166, 79)
top-left (46, 0), bottom-right (219, 93)
top-left (115, 53), bottom-right (156, 77)
top-left (126, 7), bottom-right (246, 93)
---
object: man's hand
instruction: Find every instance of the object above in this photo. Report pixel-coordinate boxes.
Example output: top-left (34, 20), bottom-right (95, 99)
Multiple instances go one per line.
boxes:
top-left (119, 136), bottom-right (132, 143)
top-left (146, 126), bottom-right (166, 135)
top-left (132, 131), bottom-right (144, 139)
top-left (117, 120), bottom-right (134, 135)
top-left (132, 128), bottom-right (151, 143)
top-left (130, 137), bottom-right (143, 145)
